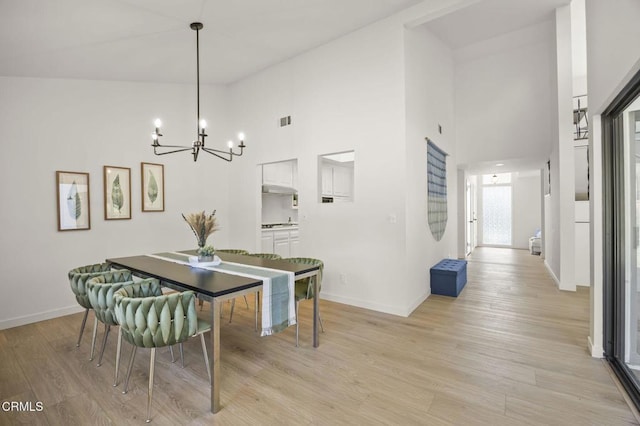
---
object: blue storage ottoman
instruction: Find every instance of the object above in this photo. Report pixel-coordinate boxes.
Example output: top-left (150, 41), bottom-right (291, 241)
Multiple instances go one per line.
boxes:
top-left (430, 259), bottom-right (467, 297)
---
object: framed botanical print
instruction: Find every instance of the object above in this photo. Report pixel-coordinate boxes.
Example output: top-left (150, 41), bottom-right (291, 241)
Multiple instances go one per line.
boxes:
top-left (56, 171), bottom-right (91, 231)
top-left (103, 165), bottom-right (131, 220)
top-left (141, 162), bottom-right (164, 212)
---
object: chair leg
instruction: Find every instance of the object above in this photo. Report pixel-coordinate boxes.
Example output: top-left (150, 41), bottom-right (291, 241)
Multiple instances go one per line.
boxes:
top-left (169, 345), bottom-right (175, 363)
top-left (199, 298), bottom-right (204, 311)
top-left (123, 345), bottom-right (137, 394)
top-left (229, 299), bottom-right (236, 323)
top-left (243, 295), bottom-right (249, 309)
top-left (113, 327), bottom-right (122, 387)
top-left (89, 316), bottom-right (99, 361)
top-left (146, 348), bottom-right (156, 423)
top-left (179, 342), bottom-right (185, 368)
top-left (295, 301), bottom-right (300, 347)
top-left (97, 324), bottom-right (111, 367)
top-left (319, 313), bottom-right (325, 333)
top-left (76, 308), bottom-right (89, 347)
top-left (200, 333), bottom-right (212, 385)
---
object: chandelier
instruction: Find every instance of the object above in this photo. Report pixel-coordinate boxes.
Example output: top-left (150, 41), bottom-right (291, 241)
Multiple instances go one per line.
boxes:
top-left (151, 22), bottom-right (246, 162)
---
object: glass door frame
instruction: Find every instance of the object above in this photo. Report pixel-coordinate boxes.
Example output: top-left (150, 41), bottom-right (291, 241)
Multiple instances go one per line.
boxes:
top-left (603, 68), bottom-right (640, 410)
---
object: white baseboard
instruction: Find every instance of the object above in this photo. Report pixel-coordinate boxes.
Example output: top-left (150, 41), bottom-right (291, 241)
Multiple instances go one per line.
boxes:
top-left (588, 335), bottom-right (604, 358)
top-left (405, 291), bottom-right (430, 316)
top-left (320, 292), bottom-right (415, 317)
top-left (544, 260), bottom-right (561, 288)
top-left (0, 305), bottom-right (84, 330)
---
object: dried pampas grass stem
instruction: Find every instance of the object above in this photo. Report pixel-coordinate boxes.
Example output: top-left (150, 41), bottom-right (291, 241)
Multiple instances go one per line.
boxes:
top-left (182, 209), bottom-right (219, 247)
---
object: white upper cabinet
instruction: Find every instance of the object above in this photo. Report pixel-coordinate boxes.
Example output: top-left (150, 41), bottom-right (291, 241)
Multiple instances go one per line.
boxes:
top-left (263, 160), bottom-right (295, 187)
top-left (321, 165), bottom-right (333, 196)
top-left (318, 151), bottom-right (354, 201)
top-left (332, 164), bottom-right (353, 197)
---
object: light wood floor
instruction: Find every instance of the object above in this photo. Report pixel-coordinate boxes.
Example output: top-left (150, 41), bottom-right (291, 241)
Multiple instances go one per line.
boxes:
top-left (1, 247), bottom-right (637, 425)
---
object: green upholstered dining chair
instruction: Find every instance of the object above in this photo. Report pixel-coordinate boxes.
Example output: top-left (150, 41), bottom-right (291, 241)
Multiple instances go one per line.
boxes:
top-left (115, 284), bottom-right (211, 423)
top-left (86, 272), bottom-right (155, 386)
top-left (68, 263), bottom-right (127, 352)
top-left (284, 257), bottom-right (325, 347)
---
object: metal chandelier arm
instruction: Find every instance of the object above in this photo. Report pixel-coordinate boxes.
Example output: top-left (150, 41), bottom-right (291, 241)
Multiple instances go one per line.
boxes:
top-left (201, 144), bottom-right (246, 162)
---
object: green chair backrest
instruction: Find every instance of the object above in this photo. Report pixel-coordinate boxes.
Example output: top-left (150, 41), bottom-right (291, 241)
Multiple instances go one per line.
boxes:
top-left (248, 253), bottom-right (282, 260)
top-left (86, 270), bottom-right (135, 326)
top-left (284, 258), bottom-right (324, 301)
top-left (216, 249), bottom-right (249, 255)
top-left (68, 263), bottom-right (121, 309)
top-left (114, 283), bottom-right (198, 349)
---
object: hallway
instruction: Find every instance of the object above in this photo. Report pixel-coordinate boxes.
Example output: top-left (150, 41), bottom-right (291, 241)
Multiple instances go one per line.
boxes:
top-left (415, 246), bottom-right (635, 424)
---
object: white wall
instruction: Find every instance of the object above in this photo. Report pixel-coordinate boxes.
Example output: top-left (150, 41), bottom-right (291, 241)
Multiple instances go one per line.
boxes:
top-left (575, 201), bottom-right (590, 286)
top-left (554, 5), bottom-right (576, 292)
top-left (586, 0), bottom-right (640, 357)
top-left (512, 171), bottom-right (542, 250)
top-left (261, 193), bottom-right (298, 224)
top-left (585, 0), bottom-right (640, 115)
top-left (0, 77), bottom-right (233, 329)
top-left (404, 24), bottom-right (457, 312)
top-left (226, 17), bottom-right (411, 315)
top-left (454, 22), bottom-right (554, 167)
top-left (570, 0), bottom-right (588, 96)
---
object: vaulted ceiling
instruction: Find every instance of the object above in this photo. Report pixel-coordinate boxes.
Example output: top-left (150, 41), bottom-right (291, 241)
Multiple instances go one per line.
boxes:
top-left (0, 0), bottom-right (571, 85)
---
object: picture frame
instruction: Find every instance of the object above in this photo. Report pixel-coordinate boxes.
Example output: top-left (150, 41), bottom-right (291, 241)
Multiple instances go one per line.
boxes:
top-left (56, 171), bottom-right (91, 231)
top-left (141, 162), bottom-right (164, 212)
top-left (103, 165), bottom-right (131, 220)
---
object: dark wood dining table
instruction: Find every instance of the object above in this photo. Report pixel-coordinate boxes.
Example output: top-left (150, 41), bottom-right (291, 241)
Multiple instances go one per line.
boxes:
top-left (106, 250), bottom-right (321, 413)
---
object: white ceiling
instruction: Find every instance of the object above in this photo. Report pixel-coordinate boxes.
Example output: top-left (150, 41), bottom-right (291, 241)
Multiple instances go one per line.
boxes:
top-left (0, 0), bottom-right (574, 85)
top-left (462, 157), bottom-right (547, 177)
top-left (424, 0), bottom-right (571, 49)
top-left (0, 0), bottom-right (422, 84)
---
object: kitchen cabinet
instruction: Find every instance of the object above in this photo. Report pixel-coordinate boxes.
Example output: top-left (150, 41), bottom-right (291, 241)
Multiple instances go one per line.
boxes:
top-left (290, 230), bottom-right (300, 257)
top-left (261, 232), bottom-right (274, 253)
top-left (332, 165), bottom-right (353, 197)
top-left (321, 162), bottom-right (353, 199)
top-left (262, 228), bottom-right (298, 258)
top-left (321, 166), bottom-right (333, 196)
top-left (263, 161), bottom-right (295, 187)
top-left (273, 230), bottom-right (290, 258)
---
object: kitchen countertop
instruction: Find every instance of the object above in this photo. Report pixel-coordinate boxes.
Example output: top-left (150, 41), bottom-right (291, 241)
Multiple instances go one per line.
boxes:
top-left (261, 223), bottom-right (299, 230)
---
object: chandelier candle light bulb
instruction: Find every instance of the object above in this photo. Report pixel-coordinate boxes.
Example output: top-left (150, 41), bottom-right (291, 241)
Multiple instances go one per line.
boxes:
top-left (148, 23), bottom-right (247, 162)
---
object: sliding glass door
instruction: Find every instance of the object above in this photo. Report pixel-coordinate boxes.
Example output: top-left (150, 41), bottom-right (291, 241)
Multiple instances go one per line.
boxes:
top-left (603, 71), bottom-right (640, 409)
top-left (623, 105), bottom-right (640, 375)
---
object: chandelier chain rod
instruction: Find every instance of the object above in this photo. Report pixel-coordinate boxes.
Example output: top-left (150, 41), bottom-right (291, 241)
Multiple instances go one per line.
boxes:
top-left (196, 25), bottom-right (200, 138)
